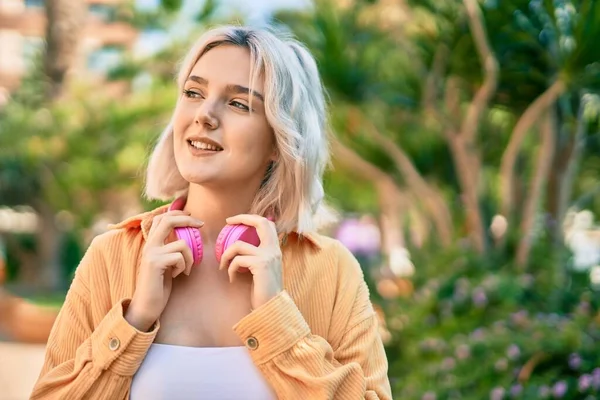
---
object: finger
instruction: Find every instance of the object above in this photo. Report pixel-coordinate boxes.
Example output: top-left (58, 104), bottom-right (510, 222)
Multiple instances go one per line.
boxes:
top-left (173, 255), bottom-right (186, 278)
top-left (161, 240), bottom-right (194, 274)
top-left (225, 214), bottom-right (276, 247)
top-left (162, 252), bottom-right (185, 278)
top-left (219, 240), bottom-right (258, 271)
top-left (148, 215), bottom-right (204, 247)
top-left (228, 256), bottom-right (254, 283)
top-left (148, 211), bottom-right (191, 238)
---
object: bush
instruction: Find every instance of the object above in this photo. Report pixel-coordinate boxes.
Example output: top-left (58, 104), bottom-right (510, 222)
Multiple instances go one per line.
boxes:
top-left (384, 242), bottom-right (600, 400)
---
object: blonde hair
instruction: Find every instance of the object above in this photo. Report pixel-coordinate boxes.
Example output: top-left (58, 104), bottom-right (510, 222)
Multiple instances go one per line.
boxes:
top-left (145, 25), bottom-right (335, 234)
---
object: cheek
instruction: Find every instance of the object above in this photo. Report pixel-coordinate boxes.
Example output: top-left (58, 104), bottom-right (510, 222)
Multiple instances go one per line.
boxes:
top-left (238, 119), bottom-right (272, 150)
top-left (172, 103), bottom-right (194, 135)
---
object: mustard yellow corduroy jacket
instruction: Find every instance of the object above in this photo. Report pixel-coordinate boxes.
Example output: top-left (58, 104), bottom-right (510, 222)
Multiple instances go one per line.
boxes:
top-left (30, 205), bottom-right (392, 400)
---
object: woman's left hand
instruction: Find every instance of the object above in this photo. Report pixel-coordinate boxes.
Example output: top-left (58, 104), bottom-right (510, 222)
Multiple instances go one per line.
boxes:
top-left (219, 214), bottom-right (283, 310)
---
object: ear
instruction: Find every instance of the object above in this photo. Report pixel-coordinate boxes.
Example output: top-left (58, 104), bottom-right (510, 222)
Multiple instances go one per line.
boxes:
top-left (270, 146), bottom-right (279, 162)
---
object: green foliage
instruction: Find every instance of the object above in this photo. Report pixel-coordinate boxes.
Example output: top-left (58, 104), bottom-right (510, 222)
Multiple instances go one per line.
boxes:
top-left (0, 78), bottom-right (177, 226)
top-left (274, 2), bottom-right (419, 107)
top-left (385, 242), bottom-right (600, 399)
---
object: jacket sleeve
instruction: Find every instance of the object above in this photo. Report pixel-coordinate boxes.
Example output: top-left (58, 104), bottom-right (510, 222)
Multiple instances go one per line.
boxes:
top-left (30, 236), bottom-right (158, 400)
top-left (232, 244), bottom-right (392, 400)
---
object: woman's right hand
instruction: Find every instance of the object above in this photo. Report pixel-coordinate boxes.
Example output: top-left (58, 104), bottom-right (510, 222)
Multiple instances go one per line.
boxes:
top-left (125, 210), bottom-right (204, 332)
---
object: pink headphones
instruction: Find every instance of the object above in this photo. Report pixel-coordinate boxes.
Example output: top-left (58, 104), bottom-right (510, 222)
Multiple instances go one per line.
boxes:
top-left (168, 197), bottom-right (261, 266)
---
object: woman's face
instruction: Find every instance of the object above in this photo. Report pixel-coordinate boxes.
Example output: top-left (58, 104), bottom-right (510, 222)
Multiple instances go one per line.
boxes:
top-left (172, 44), bottom-right (275, 189)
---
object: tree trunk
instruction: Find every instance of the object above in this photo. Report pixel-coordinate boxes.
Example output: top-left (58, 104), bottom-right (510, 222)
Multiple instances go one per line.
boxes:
top-left (28, 0), bottom-right (86, 289)
top-left (331, 139), bottom-right (406, 258)
top-left (516, 112), bottom-right (556, 267)
top-left (34, 200), bottom-right (62, 290)
top-left (420, 0), bottom-right (498, 254)
top-left (447, 134), bottom-right (486, 253)
top-left (500, 80), bottom-right (566, 221)
top-left (377, 179), bottom-right (406, 258)
top-left (558, 95), bottom-right (588, 227)
top-left (363, 119), bottom-right (454, 246)
top-left (44, 0), bottom-right (85, 100)
top-left (545, 120), bottom-right (572, 244)
top-left (461, 0), bottom-right (499, 144)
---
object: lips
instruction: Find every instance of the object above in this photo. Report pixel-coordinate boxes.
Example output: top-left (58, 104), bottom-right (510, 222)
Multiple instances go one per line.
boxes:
top-left (188, 140), bottom-right (223, 151)
top-left (186, 137), bottom-right (223, 152)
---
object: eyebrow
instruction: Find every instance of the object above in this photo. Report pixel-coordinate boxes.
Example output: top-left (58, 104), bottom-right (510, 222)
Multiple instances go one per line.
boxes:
top-left (186, 75), bottom-right (264, 102)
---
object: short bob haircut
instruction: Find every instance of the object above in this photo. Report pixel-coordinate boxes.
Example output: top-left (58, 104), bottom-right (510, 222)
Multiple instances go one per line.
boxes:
top-left (145, 25), bottom-right (335, 234)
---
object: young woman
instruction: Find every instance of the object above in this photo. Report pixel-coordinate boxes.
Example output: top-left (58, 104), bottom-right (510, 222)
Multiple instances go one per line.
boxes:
top-left (31, 25), bottom-right (392, 399)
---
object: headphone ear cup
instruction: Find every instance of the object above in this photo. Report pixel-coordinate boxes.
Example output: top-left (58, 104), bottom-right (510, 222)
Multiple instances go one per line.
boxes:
top-left (215, 224), bottom-right (260, 272)
top-left (174, 226), bottom-right (203, 264)
top-left (214, 225), bottom-right (234, 263)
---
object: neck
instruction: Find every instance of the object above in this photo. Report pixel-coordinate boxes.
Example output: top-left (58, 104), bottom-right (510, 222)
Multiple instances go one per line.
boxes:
top-left (183, 182), bottom-right (261, 243)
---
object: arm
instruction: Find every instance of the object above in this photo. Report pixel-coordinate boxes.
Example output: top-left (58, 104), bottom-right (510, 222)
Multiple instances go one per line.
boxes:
top-left (31, 236), bottom-right (158, 400)
top-left (233, 245), bottom-right (392, 400)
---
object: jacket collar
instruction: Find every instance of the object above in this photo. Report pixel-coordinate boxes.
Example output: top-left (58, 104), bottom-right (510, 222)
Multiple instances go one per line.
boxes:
top-left (107, 204), bottom-right (324, 250)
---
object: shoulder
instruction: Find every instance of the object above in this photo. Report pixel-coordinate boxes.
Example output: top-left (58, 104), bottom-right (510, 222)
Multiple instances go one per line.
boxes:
top-left (77, 207), bottom-right (168, 286)
top-left (291, 232), bottom-right (376, 340)
top-left (293, 231), bottom-right (366, 290)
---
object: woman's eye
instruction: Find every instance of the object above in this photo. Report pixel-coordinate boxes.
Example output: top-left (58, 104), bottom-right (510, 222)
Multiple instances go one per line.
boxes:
top-left (230, 101), bottom-right (250, 111)
top-left (183, 89), bottom-right (202, 98)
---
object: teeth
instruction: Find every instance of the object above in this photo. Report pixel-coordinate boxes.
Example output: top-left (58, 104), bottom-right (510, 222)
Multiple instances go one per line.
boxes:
top-left (190, 140), bottom-right (221, 151)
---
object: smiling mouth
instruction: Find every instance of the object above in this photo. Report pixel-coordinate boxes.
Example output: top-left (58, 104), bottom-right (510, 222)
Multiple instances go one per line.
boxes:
top-left (187, 140), bottom-right (223, 152)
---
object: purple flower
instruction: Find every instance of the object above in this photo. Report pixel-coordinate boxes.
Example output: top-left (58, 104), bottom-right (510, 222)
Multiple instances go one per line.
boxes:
top-left (472, 287), bottom-right (488, 308)
top-left (490, 387), bottom-right (505, 400)
top-left (442, 357), bottom-right (456, 371)
top-left (592, 368), bottom-right (600, 389)
top-left (335, 218), bottom-right (381, 255)
top-left (552, 381), bottom-right (567, 398)
top-left (422, 392), bottom-right (436, 400)
top-left (507, 344), bottom-right (521, 360)
top-left (456, 344), bottom-right (471, 360)
top-left (510, 384), bottom-right (522, 397)
top-left (568, 353), bottom-right (582, 370)
top-left (576, 301), bottom-right (591, 315)
top-left (453, 287), bottom-right (468, 302)
top-left (548, 313), bottom-right (560, 325)
top-left (578, 374), bottom-right (592, 392)
top-left (493, 321), bottom-right (508, 334)
top-left (471, 328), bottom-right (486, 340)
top-left (510, 310), bottom-right (529, 326)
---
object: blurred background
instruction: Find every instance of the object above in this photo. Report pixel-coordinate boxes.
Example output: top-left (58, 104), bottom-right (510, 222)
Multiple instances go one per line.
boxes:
top-left (1, 0), bottom-right (600, 399)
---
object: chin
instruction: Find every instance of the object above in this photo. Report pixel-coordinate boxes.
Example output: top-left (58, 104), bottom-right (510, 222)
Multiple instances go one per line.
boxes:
top-left (180, 171), bottom-right (219, 186)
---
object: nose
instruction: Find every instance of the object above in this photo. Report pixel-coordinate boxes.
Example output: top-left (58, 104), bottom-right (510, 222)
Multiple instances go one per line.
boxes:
top-left (194, 101), bottom-right (220, 130)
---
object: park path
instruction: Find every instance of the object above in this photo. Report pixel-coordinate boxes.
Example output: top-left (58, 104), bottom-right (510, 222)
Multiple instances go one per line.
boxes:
top-left (0, 342), bottom-right (45, 400)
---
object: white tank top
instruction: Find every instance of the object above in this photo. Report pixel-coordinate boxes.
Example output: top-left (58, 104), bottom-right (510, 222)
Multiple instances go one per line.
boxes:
top-left (130, 344), bottom-right (277, 400)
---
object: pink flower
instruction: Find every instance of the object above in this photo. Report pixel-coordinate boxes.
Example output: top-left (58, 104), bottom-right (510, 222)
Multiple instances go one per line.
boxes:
top-left (552, 381), bottom-right (567, 398)
top-left (490, 387), bottom-right (505, 400)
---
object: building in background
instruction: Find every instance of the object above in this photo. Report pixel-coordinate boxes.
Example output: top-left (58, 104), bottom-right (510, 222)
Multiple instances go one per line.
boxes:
top-left (0, 0), bottom-right (137, 103)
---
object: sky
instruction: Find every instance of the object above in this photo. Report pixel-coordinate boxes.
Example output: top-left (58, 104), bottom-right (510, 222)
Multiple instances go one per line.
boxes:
top-left (134, 0), bottom-right (311, 57)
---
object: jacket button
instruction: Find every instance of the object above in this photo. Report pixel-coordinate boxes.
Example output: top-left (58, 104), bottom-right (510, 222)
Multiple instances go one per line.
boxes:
top-left (246, 336), bottom-right (259, 350)
top-left (108, 337), bottom-right (120, 351)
